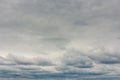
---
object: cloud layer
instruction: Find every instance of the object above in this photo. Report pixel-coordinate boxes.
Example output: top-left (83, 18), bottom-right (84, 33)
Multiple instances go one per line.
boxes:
top-left (0, 48), bottom-right (120, 79)
top-left (0, 0), bottom-right (120, 79)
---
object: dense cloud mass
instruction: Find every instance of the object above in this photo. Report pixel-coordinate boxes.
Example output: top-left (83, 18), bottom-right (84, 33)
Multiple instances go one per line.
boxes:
top-left (0, 0), bottom-right (120, 79)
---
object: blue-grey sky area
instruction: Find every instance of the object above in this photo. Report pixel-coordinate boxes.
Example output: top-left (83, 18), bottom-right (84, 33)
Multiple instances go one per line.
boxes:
top-left (0, 0), bottom-right (120, 80)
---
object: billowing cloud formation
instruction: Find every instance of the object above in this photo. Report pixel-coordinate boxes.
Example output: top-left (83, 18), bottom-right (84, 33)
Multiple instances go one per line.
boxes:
top-left (62, 50), bottom-right (93, 68)
top-left (0, 0), bottom-right (120, 79)
top-left (88, 49), bottom-right (120, 64)
top-left (0, 49), bottom-right (120, 79)
top-left (0, 54), bottom-right (53, 66)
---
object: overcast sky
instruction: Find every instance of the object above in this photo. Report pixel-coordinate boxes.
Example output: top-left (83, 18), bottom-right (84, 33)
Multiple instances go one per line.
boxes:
top-left (0, 0), bottom-right (120, 80)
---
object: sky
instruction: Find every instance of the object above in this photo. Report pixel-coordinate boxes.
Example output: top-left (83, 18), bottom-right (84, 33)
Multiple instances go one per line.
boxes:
top-left (0, 0), bottom-right (120, 80)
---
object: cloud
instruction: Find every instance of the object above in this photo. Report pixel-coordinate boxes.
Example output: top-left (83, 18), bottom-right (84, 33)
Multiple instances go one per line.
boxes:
top-left (0, 54), bottom-right (54, 66)
top-left (87, 48), bottom-right (120, 64)
top-left (0, 0), bottom-right (120, 79)
top-left (62, 50), bottom-right (93, 68)
top-left (0, 48), bottom-right (119, 78)
top-left (0, 0), bottom-right (120, 56)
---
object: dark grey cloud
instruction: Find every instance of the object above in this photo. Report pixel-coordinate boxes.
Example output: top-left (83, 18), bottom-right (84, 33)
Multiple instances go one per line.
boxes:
top-left (88, 49), bottom-right (120, 64)
top-left (62, 50), bottom-right (93, 68)
top-left (0, 69), bottom-right (106, 79)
